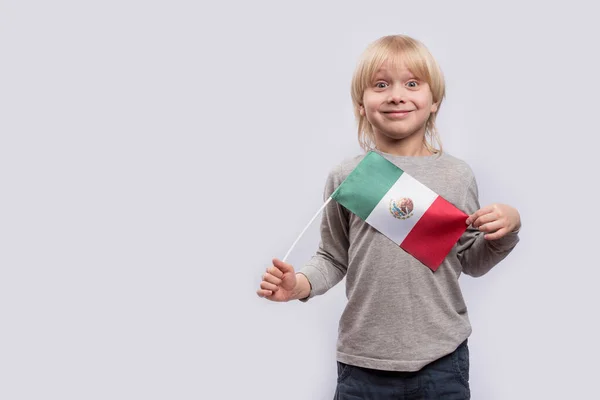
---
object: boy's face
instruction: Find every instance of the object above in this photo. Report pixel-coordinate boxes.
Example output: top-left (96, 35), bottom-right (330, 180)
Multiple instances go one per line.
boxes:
top-left (360, 61), bottom-right (438, 146)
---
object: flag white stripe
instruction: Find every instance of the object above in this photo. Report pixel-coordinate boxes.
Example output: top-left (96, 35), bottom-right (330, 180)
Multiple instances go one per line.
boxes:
top-left (365, 173), bottom-right (438, 245)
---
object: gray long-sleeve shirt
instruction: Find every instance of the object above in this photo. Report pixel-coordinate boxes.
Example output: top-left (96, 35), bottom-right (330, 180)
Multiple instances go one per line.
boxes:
top-left (297, 150), bottom-right (520, 372)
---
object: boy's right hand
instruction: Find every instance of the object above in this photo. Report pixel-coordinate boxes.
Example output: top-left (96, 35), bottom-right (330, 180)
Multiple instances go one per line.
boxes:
top-left (256, 258), bottom-right (297, 302)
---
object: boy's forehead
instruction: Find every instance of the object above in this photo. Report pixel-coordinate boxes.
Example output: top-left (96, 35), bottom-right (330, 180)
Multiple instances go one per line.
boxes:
top-left (374, 62), bottom-right (415, 77)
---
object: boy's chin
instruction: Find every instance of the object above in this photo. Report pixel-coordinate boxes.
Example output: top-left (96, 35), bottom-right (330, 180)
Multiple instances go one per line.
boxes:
top-left (377, 131), bottom-right (421, 141)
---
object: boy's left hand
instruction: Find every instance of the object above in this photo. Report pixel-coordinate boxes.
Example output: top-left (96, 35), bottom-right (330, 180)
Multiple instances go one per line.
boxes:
top-left (465, 204), bottom-right (521, 240)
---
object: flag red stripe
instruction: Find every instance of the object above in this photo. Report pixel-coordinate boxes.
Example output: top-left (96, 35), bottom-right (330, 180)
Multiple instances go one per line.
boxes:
top-left (400, 196), bottom-right (468, 271)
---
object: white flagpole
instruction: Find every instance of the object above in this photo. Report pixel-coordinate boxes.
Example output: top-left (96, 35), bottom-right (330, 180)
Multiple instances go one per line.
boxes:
top-left (282, 197), bottom-right (333, 263)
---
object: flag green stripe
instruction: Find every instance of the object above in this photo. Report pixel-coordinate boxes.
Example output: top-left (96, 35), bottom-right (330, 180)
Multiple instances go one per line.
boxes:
top-left (331, 152), bottom-right (404, 220)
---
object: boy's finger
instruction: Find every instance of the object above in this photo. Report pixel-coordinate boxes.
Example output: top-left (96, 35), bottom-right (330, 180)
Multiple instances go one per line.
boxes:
top-left (257, 289), bottom-right (273, 298)
top-left (263, 273), bottom-right (282, 286)
top-left (260, 281), bottom-right (279, 292)
top-left (266, 266), bottom-right (283, 279)
top-left (484, 227), bottom-right (508, 241)
top-left (478, 220), bottom-right (503, 233)
top-left (472, 212), bottom-right (497, 228)
top-left (272, 258), bottom-right (294, 273)
top-left (466, 205), bottom-right (494, 225)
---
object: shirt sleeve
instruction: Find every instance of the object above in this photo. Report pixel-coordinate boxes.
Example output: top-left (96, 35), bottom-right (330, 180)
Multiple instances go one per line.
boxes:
top-left (456, 175), bottom-right (520, 277)
top-left (297, 165), bottom-right (350, 302)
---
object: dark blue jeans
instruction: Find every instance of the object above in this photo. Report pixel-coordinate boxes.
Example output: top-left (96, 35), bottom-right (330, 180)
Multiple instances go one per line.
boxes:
top-left (334, 340), bottom-right (470, 400)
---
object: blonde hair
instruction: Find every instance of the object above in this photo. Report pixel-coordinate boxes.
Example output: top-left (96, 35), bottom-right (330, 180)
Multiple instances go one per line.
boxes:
top-left (351, 35), bottom-right (446, 154)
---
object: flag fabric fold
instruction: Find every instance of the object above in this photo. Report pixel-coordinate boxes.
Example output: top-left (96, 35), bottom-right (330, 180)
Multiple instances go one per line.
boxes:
top-left (330, 151), bottom-right (468, 271)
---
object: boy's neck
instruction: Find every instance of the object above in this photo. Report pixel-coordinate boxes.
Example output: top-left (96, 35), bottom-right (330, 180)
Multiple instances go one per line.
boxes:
top-left (375, 135), bottom-right (433, 157)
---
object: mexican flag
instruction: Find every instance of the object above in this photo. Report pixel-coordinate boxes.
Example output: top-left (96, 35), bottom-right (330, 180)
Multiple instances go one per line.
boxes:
top-left (330, 151), bottom-right (468, 271)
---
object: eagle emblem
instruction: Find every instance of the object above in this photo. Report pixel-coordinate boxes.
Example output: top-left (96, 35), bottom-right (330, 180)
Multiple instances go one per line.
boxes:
top-left (389, 197), bottom-right (414, 220)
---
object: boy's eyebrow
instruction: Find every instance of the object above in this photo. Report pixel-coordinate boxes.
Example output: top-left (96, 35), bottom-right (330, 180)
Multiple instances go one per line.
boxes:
top-left (373, 69), bottom-right (392, 79)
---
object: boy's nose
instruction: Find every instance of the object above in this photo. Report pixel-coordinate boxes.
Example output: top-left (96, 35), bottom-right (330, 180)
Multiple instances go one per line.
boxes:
top-left (387, 86), bottom-right (407, 103)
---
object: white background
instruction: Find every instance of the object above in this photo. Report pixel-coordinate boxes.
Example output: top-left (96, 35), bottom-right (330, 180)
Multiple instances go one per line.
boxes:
top-left (1, 1), bottom-right (599, 399)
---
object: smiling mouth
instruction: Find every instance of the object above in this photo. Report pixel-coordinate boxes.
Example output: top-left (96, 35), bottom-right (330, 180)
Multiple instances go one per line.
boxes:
top-left (383, 110), bottom-right (413, 118)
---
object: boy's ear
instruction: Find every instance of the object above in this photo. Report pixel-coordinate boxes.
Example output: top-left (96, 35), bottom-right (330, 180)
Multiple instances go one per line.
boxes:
top-left (431, 103), bottom-right (438, 113)
top-left (359, 105), bottom-right (365, 116)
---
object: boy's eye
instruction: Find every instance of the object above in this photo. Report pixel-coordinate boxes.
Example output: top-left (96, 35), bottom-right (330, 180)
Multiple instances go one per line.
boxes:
top-left (406, 81), bottom-right (419, 88)
top-left (375, 82), bottom-right (388, 89)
